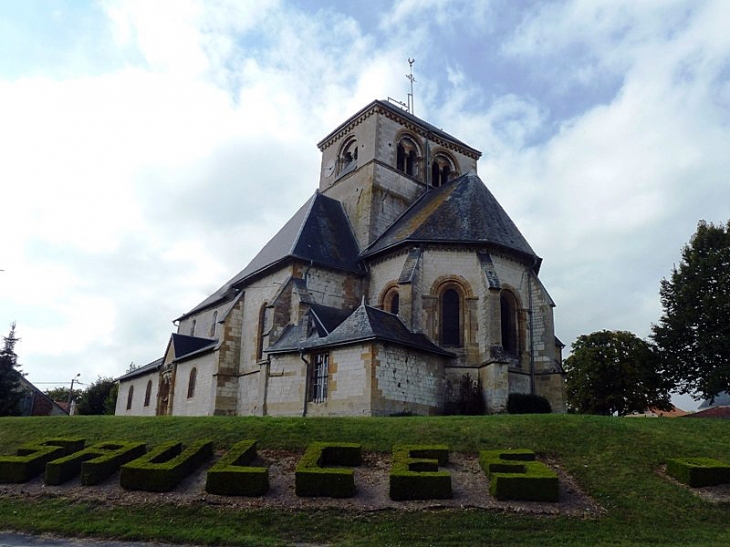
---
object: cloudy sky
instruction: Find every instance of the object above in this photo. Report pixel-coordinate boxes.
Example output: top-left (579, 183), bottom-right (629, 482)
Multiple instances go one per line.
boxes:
top-left (2, 0), bottom-right (728, 409)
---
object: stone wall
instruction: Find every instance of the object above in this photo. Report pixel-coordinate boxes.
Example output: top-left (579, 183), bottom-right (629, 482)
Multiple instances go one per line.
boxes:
top-left (115, 372), bottom-right (160, 416)
top-left (170, 352), bottom-right (217, 416)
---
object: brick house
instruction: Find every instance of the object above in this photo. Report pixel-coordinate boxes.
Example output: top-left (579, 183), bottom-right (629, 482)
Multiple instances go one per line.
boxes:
top-left (116, 100), bottom-right (566, 417)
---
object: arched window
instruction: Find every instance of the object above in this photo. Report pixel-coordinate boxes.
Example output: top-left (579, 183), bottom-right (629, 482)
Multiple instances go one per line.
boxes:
top-left (339, 137), bottom-right (358, 176)
top-left (501, 291), bottom-right (518, 357)
top-left (441, 288), bottom-right (461, 347)
top-left (190, 319), bottom-right (196, 337)
top-left (381, 286), bottom-right (400, 316)
top-left (209, 311), bottom-right (217, 337)
top-left (126, 385), bottom-right (134, 410)
top-left (187, 368), bottom-right (197, 398)
top-left (396, 136), bottom-right (420, 177)
top-left (256, 303), bottom-right (268, 361)
top-left (431, 154), bottom-right (455, 187)
top-left (143, 380), bottom-right (152, 407)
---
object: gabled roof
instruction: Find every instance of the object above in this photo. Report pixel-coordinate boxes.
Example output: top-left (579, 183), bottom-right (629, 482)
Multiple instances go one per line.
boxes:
top-left (362, 172), bottom-right (540, 268)
top-left (179, 192), bottom-right (364, 320)
top-left (308, 303), bottom-right (353, 336)
top-left (268, 302), bottom-right (453, 356)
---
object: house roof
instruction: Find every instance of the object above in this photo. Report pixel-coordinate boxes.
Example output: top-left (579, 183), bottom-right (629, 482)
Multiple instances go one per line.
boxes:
top-left (361, 172), bottom-right (541, 268)
top-left (684, 405), bottom-right (730, 419)
top-left (178, 192), bottom-right (364, 320)
top-left (268, 301), bottom-right (453, 357)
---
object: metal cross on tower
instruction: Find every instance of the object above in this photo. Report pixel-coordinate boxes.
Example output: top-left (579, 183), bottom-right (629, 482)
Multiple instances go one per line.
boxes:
top-left (406, 58), bottom-right (416, 115)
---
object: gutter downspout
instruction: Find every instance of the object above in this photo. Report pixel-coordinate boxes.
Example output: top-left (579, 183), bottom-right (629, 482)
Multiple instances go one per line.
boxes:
top-left (299, 349), bottom-right (311, 417)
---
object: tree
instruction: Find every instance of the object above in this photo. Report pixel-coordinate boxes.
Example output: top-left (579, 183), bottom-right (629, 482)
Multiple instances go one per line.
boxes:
top-left (564, 330), bottom-right (673, 416)
top-left (652, 220), bottom-right (730, 402)
top-left (0, 323), bottom-right (23, 416)
top-left (44, 386), bottom-right (82, 404)
top-left (76, 376), bottom-right (117, 415)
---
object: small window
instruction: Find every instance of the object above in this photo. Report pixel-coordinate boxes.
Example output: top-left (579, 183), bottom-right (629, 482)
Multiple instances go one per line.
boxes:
top-left (339, 138), bottom-right (358, 176)
top-left (126, 385), bottom-right (134, 410)
top-left (431, 154), bottom-right (454, 187)
top-left (396, 136), bottom-right (419, 177)
top-left (187, 368), bottom-right (197, 398)
top-left (143, 380), bottom-right (152, 407)
top-left (310, 353), bottom-right (329, 403)
top-left (256, 303), bottom-right (268, 361)
top-left (441, 288), bottom-right (461, 347)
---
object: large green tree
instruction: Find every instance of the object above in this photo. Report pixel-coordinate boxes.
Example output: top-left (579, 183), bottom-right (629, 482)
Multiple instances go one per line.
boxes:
top-left (564, 330), bottom-right (673, 416)
top-left (0, 323), bottom-right (24, 416)
top-left (76, 376), bottom-right (117, 415)
top-left (652, 220), bottom-right (730, 402)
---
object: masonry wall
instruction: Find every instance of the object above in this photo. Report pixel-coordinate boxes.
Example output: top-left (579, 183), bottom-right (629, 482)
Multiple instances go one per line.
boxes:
top-left (115, 372), bottom-right (159, 417)
top-left (171, 352), bottom-right (217, 416)
top-left (372, 344), bottom-right (446, 416)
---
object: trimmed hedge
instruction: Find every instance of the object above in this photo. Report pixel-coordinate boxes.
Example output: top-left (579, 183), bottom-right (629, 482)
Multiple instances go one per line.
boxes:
top-left (666, 457), bottom-right (730, 488)
top-left (295, 442), bottom-right (362, 498)
top-left (45, 441), bottom-right (146, 486)
top-left (0, 438), bottom-right (85, 484)
top-left (205, 440), bottom-right (268, 497)
top-left (507, 393), bottom-right (552, 414)
top-left (120, 440), bottom-right (213, 492)
top-left (389, 444), bottom-right (452, 501)
top-left (479, 449), bottom-right (559, 502)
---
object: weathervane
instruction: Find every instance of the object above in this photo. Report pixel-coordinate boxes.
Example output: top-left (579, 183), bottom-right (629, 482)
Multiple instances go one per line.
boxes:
top-left (406, 58), bottom-right (416, 115)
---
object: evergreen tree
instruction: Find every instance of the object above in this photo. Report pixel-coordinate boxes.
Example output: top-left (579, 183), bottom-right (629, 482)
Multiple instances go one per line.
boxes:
top-left (652, 220), bottom-right (730, 402)
top-left (564, 330), bottom-right (673, 416)
top-left (0, 323), bottom-right (23, 416)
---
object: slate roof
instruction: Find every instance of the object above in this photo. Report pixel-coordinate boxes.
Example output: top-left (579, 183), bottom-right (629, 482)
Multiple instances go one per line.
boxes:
top-left (117, 357), bottom-right (163, 382)
top-left (362, 172), bottom-right (540, 268)
top-left (268, 302), bottom-right (453, 356)
top-left (169, 334), bottom-right (217, 361)
top-left (178, 192), bottom-right (364, 320)
top-left (308, 303), bottom-right (353, 336)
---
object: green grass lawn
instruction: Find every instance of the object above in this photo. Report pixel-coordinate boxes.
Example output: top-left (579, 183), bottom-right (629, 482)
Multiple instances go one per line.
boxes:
top-left (0, 414), bottom-right (729, 546)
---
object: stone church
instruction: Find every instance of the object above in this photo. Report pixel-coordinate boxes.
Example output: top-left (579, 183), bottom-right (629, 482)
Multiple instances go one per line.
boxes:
top-left (115, 100), bottom-right (566, 417)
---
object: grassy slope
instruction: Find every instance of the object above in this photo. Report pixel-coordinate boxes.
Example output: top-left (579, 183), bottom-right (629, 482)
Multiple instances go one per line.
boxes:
top-left (0, 414), bottom-right (729, 546)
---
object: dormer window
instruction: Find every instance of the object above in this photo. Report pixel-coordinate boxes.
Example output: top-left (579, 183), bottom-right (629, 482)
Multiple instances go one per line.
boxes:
top-left (338, 137), bottom-right (358, 177)
top-left (431, 153), bottom-right (456, 187)
top-left (396, 135), bottom-right (420, 177)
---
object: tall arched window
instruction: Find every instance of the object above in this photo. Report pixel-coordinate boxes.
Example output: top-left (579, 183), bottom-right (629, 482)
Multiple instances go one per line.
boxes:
top-left (143, 380), bottom-right (152, 407)
top-left (126, 385), bottom-right (134, 410)
top-left (381, 286), bottom-right (400, 316)
top-left (187, 368), bottom-right (197, 399)
top-left (256, 303), bottom-right (268, 361)
top-left (209, 311), bottom-right (218, 337)
top-left (501, 291), bottom-right (518, 357)
top-left (190, 319), bottom-right (196, 337)
top-left (441, 288), bottom-right (461, 347)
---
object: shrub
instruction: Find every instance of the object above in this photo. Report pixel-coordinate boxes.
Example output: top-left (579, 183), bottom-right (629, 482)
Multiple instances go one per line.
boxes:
top-left (479, 449), bottom-right (559, 502)
top-left (0, 438), bottom-right (85, 484)
top-left (45, 441), bottom-right (146, 486)
top-left (666, 457), bottom-right (730, 487)
top-left (444, 374), bottom-right (485, 415)
top-left (295, 442), bottom-right (362, 498)
top-left (507, 393), bottom-right (552, 414)
top-left (205, 440), bottom-right (268, 497)
top-left (120, 440), bottom-right (213, 492)
top-left (389, 445), bottom-right (452, 501)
